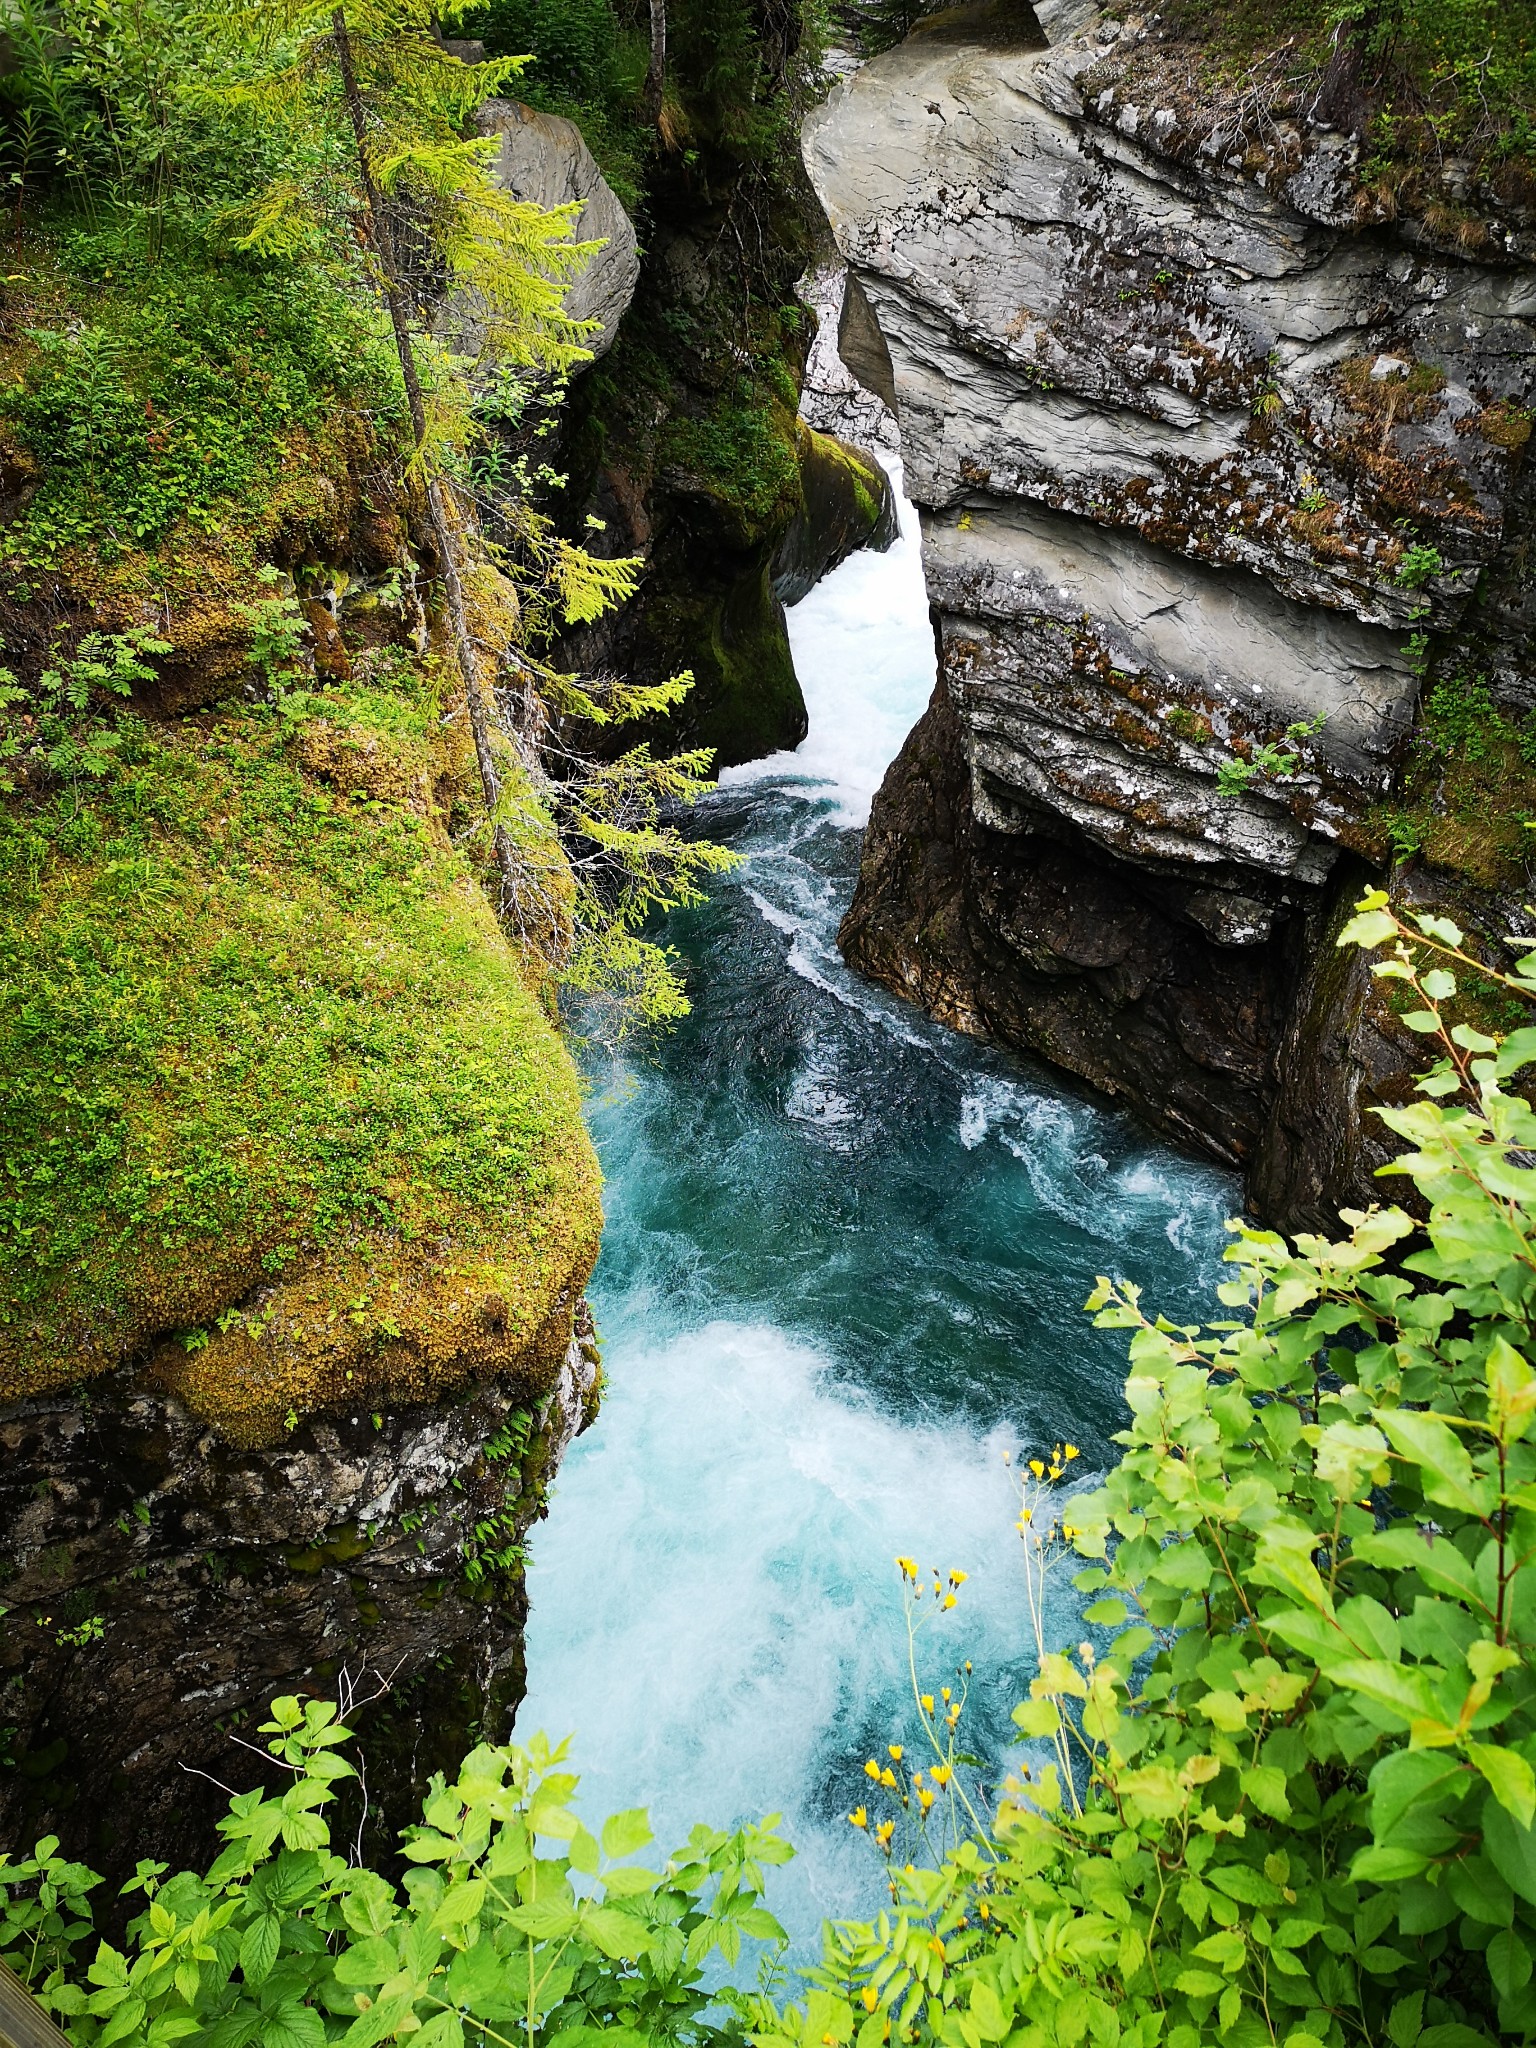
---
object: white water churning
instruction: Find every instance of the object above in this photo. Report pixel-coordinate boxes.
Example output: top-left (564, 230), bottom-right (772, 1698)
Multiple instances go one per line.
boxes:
top-left (518, 462), bottom-right (1236, 1949)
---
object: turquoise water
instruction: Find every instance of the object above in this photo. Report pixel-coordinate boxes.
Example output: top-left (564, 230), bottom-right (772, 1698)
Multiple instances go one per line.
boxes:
top-left (519, 473), bottom-right (1236, 1946)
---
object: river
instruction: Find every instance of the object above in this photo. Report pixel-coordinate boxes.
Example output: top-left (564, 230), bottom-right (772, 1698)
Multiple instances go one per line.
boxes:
top-left (518, 467), bottom-right (1236, 1949)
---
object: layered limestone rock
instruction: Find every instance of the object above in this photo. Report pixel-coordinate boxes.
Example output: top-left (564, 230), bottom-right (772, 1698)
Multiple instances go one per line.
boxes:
top-left (806, 0), bottom-right (1536, 1217)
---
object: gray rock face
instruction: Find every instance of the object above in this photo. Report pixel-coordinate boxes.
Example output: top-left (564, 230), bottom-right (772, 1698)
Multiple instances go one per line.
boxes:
top-left (805, 8), bottom-right (1535, 873)
top-left (475, 100), bottom-right (640, 362)
top-left (808, 3), bottom-right (1536, 1212)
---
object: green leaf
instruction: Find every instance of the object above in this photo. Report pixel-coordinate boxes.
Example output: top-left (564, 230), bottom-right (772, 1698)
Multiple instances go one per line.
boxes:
top-left (1206, 1864), bottom-right (1283, 1908)
top-left (1350, 1845), bottom-right (1429, 1883)
top-left (581, 1905), bottom-right (651, 1960)
top-left (1484, 1805), bottom-right (1536, 1906)
top-left (1082, 1598), bottom-right (1128, 1625)
top-left (1240, 1766), bottom-right (1291, 1820)
top-left (600, 1808), bottom-right (653, 1860)
top-left (239, 1912), bottom-right (281, 1986)
top-left (1469, 1744), bottom-right (1536, 1827)
top-left (1012, 1698), bottom-right (1062, 1738)
top-left (1325, 1658), bottom-right (1441, 1728)
top-left (1376, 1411), bottom-right (1494, 1517)
top-left (1487, 1928), bottom-right (1533, 1999)
top-left (1356, 1527), bottom-right (1483, 1608)
top-left (1369, 1749), bottom-right (1467, 1840)
top-left (1387, 1992), bottom-right (1425, 2048)
top-left (1446, 1850), bottom-right (1513, 1928)
top-left (1173, 1969), bottom-right (1225, 1997)
top-left (445, 1942), bottom-right (523, 2022)
top-left (968, 1983), bottom-right (1009, 2042)
top-left (257, 2003), bottom-right (325, 2048)
top-left (1148, 1540), bottom-right (1212, 1591)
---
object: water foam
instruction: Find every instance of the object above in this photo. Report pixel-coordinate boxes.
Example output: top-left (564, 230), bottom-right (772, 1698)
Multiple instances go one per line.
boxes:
top-left (720, 460), bottom-right (936, 828)
top-left (519, 1321), bottom-right (1053, 1945)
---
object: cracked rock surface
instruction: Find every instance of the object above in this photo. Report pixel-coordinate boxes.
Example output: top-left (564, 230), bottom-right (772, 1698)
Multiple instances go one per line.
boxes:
top-left (0, 1312), bottom-right (600, 1894)
top-left (808, 0), bottom-right (1535, 1215)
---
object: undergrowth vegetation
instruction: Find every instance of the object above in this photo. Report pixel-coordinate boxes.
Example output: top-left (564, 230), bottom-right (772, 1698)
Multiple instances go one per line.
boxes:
top-left (1, 239), bottom-right (401, 561)
top-left (1372, 671), bottom-right (1536, 886)
top-left (1155, 0), bottom-right (1536, 221)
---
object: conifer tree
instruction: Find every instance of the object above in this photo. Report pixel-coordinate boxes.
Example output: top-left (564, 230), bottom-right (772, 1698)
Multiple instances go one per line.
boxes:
top-left (225, 0), bottom-right (597, 905)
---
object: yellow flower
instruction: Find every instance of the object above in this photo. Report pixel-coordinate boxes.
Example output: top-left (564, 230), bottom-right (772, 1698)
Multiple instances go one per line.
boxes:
top-left (896, 1555), bottom-right (917, 1579)
top-left (1017, 1509), bottom-right (1032, 1527)
top-left (1029, 1459), bottom-right (1045, 1479)
top-left (865, 1758), bottom-right (881, 1780)
top-left (880, 1767), bottom-right (898, 1789)
top-left (943, 1593), bottom-right (957, 1609)
top-left (1062, 1522), bottom-right (1077, 1540)
top-left (888, 1744), bottom-right (903, 1761)
top-left (930, 1763), bottom-right (952, 1786)
top-left (979, 1901), bottom-right (990, 1921)
top-left (918, 1788), bottom-right (935, 1813)
top-left (921, 1693), bottom-right (934, 1713)
top-left (861, 1989), bottom-right (879, 2014)
top-left (941, 1687), bottom-right (952, 1703)
top-left (1064, 1444), bottom-right (1080, 1460)
top-left (849, 1805), bottom-right (868, 1828)
top-left (929, 1937), bottom-right (946, 1958)
top-left (949, 1570), bottom-right (968, 1587)
top-left (875, 1820), bottom-right (895, 1850)
top-left (1048, 1464), bottom-right (1063, 1480)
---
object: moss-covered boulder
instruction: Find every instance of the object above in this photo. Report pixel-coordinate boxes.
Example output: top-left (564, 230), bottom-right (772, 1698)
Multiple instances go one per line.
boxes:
top-left (0, 669), bottom-right (602, 1446)
top-left (773, 426), bottom-right (899, 607)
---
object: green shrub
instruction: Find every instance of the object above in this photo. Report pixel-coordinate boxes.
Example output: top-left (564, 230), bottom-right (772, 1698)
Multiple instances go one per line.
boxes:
top-left (0, 1698), bottom-right (791, 2047)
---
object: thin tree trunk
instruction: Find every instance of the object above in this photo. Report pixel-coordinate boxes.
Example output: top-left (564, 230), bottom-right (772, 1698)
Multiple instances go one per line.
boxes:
top-left (330, 6), bottom-right (519, 905)
top-left (642, 0), bottom-right (666, 128)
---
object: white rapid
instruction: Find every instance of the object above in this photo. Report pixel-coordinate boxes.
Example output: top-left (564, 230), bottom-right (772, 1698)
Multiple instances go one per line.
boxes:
top-left (518, 462), bottom-right (1236, 1953)
top-left (721, 460), bottom-right (936, 827)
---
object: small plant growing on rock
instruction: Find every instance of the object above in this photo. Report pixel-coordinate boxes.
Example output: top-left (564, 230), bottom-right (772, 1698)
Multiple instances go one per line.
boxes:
top-left (1216, 712), bottom-right (1325, 795)
top-left (1164, 702), bottom-right (1212, 744)
top-left (0, 626), bottom-right (170, 792)
top-left (1395, 540), bottom-right (1444, 590)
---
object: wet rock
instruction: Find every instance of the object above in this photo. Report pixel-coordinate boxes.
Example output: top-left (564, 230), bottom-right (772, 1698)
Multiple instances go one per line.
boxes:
top-left (0, 1312), bottom-right (600, 1892)
top-left (773, 427), bottom-right (899, 605)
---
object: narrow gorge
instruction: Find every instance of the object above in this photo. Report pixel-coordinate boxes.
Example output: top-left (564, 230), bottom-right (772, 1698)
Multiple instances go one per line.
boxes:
top-left (5, 4), bottom-right (1536, 2042)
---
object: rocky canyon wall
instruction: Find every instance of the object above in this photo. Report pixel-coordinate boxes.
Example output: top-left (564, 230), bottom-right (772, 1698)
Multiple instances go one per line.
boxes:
top-left (804, 0), bottom-right (1536, 1225)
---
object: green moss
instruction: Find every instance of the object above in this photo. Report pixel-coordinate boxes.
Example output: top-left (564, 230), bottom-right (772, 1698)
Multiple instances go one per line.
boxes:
top-left (1367, 670), bottom-right (1536, 887)
top-left (1, 225), bottom-right (402, 566)
top-left (657, 377), bottom-right (802, 539)
top-left (0, 667), bottom-right (602, 1443)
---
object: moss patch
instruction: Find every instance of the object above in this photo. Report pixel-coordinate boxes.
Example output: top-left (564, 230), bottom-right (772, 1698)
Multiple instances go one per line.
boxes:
top-left (0, 666), bottom-right (602, 1445)
top-left (1367, 669), bottom-right (1536, 887)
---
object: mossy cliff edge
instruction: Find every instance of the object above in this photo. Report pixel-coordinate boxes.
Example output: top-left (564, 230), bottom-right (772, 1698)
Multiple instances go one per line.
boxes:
top-left (0, 228), bottom-right (602, 1878)
top-left (0, 684), bottom-right (601, 1448)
